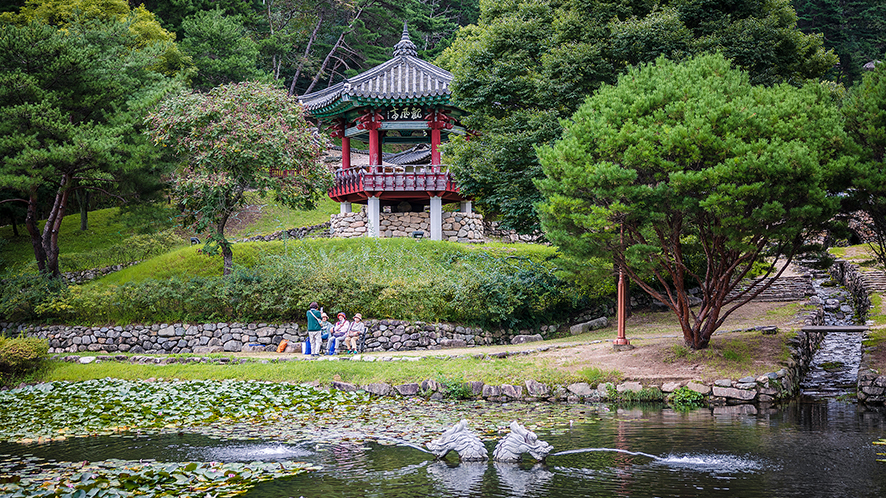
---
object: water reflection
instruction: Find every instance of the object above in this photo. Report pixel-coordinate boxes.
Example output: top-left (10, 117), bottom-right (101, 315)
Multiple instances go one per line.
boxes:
top-left (493, 462), bottom-right (554, 497)
top-left (426, 461), bottom-right (485, 495)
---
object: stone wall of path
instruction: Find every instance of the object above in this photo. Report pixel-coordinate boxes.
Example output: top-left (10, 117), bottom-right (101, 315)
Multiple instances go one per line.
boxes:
top-left (828, 259), bottom-right (886, 405)
top-left (1, 319), bottom-right (576, 356)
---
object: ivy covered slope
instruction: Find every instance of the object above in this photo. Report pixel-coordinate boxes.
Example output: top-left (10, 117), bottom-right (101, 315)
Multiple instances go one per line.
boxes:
top-left (24, 237), bottom-right (604, 329)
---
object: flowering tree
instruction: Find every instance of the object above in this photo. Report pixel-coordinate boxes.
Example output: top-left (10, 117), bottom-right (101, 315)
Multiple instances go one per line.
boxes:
top-left (146, 81), bottom-right (330, 275)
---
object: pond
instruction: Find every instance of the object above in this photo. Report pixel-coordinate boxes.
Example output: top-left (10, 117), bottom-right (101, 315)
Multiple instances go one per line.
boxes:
top-left (2, 399), bottom-right (884, 497)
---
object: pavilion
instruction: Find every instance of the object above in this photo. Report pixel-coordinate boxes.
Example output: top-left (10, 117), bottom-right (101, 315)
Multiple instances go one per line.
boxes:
top-left (298, 24), bottom-right (473, 241)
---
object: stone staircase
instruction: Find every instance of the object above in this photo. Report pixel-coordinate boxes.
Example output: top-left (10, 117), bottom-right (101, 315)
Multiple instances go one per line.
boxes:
top-left (858, 269), bottom-right (886, 292)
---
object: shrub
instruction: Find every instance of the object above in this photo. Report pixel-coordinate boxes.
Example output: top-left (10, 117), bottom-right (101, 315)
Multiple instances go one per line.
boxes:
top-left (668, 386), bottom-right (706, 409)
top-left (37, 240), bottom-right (606, 328)
top-left (0, 272), bottom-right (67, 322)
top-left (0, 335), bottom-right (49, 385)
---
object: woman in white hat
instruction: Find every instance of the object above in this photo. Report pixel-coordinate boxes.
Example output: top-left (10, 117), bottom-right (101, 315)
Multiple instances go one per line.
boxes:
top-left (345, 313), bottom-right (365, 354)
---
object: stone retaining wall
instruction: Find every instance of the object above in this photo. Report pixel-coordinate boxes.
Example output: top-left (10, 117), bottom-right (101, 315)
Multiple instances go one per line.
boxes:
top-left (330, 209), bottom-right (485, 242)
top-left (239, 222), bottom-right (331, 242)
top-left (2, 319), bottom-right (562, 356)
top-left (829, 259), bottom-right (873, 319)
top-left (62, 262), bottom-right (140, 285)
top-left (829, 259), bottom-right (886, 405)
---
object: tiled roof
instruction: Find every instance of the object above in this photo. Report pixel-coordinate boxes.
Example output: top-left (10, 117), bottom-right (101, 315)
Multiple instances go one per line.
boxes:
top-left (299, 24), bottom-right (453, 114)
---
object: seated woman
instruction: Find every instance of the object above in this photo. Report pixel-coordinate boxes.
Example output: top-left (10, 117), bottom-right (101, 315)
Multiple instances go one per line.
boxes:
top-left (330, 312), bottom-right (351, 354)
top-left (320, 313), bottom-right (333, 354)
top-left (345, 313), bottom-right (365, 354)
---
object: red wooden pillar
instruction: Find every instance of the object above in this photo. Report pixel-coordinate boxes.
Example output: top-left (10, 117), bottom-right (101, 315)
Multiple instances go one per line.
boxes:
top-left (430, 128), bottom-right (441, 165)
top-left (330, 119), bottom-right (351, 169)
top-left (426, 109), bottom-right (452, 171)
top-left (342, 136), bottom-right (351, 169)
top-left (357, 110), bottom-right (384, 168)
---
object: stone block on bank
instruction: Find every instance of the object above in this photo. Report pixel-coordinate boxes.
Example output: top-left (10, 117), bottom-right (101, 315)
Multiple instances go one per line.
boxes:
top-left (567, 382), bottom-right (594, 396)
top-left (617, 381), bottom-right (643, 393)
top-left (364, 383), bottom-right (393, 396)
top-left (525, 379), bottom-right (550, 397)
top-left (395, 383), bottom-right (421, 396)
top-left (332, 381), bottom-right (358, 392)
top-left (569, 317), bottom-right (609, 335)
top-left (510, 334), bottom-right (543, 345)
top-left (712, 386), bottom-right (757, 401)
top-left (661, 382), bottom-right (682, 393)
top-left (686, 382), bottom-right (711, 395)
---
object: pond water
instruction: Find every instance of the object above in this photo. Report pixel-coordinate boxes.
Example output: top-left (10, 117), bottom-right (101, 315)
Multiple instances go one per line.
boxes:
top-left (2, 400), bottom-right (884, 497)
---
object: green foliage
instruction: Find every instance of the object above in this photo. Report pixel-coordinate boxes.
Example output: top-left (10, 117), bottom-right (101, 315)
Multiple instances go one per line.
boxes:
top-left (0, 335), bottom-right (49, 385)
top-left (0, 459), bottom-right (316, 497)
top-left (536, 53), bottom-right (851, 348)
top-left (440, 0), bottom-right (838, 233)
top-left (794, 0), bottom-right (886, 85)
top-left (35, 239), bottom-right (599, 328)
top-left (58, 229), bottom-right (181, 271)
top-left (179, 8), bottom-right (268, 90)
top-left (435, 377), bottom-right (475, 399)
top-left (578, 366), bottom-right (622, 386)
top-left (0, 273), bottom-right (66, 321)
top-left (604, 384), bottom-right (665, 403)
top-left (844, 62), bottom-right (886, 269)
top-left (668, 386), bottom-right (706, 409)
top-left (145, 81), bottom-right (329, 275)
top-left (0, 16), bottom-right (183, 276)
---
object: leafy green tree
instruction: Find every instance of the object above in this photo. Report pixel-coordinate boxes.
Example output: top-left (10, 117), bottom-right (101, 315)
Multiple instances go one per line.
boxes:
top-left (0, 18), bottom-right (181, 277)
top-left (844, 62), bottom-right (886, 267)
top-left (441, 0), bottom-right (838, 233)
top-left (179, 8), bottom-right (269, 91)
top-left (536, 54), bottom-right (851, 349)
top-left (794, 0), bottom-right (886, 85)
top-left (145, 81), bottom-right (331, 275)
top-left (0, 0), bottom-right (191, 76)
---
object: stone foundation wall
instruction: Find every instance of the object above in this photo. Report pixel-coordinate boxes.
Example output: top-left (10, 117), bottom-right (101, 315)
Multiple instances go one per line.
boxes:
top-left (330, 209), bottom-right (485, 242)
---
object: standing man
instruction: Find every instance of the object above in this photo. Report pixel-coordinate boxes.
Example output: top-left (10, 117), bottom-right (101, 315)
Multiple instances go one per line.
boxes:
top-left (306, 302), bottom-right (323, 357)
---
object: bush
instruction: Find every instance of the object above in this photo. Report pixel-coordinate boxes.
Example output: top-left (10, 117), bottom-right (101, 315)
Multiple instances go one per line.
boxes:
top-left (37, 240), bottom-right (606, 328)
top-left (668, 386), bottom-right (706, 409)
top-left (0, 272), bottom-right (67, 322)
top-left (0, 335), bottom-right (49, 385)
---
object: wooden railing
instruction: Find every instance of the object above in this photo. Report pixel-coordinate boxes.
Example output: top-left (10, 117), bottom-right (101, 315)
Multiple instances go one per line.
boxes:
top-left (330, 164), bottom-right (458, 197)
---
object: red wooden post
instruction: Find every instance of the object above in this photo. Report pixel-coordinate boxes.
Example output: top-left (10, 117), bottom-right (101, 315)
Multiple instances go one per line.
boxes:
top-left (357, 110), bottom-right (383, 167)
top-left (431, 127), bottom-right (441, 165)
top-left (368, 128), bottom-right (380, 166)
top-left (426, 109), bottom-right (452, 170)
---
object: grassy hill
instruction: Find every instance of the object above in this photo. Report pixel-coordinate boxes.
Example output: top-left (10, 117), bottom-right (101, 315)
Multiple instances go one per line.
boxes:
top-left (1, 199), bottom-right (604, 329)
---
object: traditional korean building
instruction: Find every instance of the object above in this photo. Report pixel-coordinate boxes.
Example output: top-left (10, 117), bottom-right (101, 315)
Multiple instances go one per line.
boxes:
top-left (298, 24), bottom-right (477, 241)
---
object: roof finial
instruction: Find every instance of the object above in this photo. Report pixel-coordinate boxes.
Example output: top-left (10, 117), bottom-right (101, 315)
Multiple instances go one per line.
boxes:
top-left (393, 21), bottom-right (417, 57)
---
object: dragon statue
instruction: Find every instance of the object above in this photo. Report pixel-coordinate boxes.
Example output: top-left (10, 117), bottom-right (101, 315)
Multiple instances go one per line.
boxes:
top-left (492, 421), bottom-right (554, 463)
top-left (426, 419), bottom-right (489, 461)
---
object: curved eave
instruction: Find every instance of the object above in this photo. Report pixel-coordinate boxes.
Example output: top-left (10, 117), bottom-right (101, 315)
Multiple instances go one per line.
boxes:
top-left (307, 94), bottom-right (454, 120)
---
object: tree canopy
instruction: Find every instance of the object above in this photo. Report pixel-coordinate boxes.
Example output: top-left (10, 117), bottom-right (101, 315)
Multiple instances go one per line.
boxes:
top-left (844, 62), bottom-right (886, 268)
top-left (441, 0), bottom-right (838, 233)
top-left (0, 17), bottom-right (181, 277)
top-left (536, 53), bottom-right (851, 349)
top-left (145, 81), bottom-right (330, 275)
